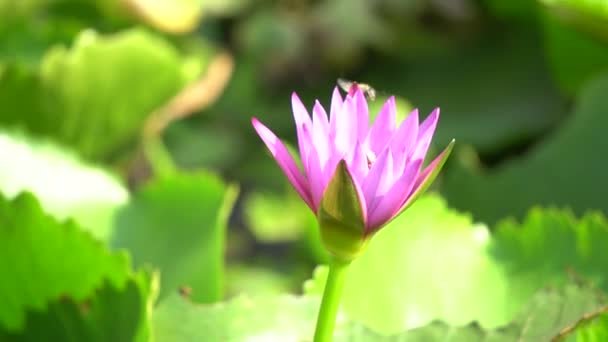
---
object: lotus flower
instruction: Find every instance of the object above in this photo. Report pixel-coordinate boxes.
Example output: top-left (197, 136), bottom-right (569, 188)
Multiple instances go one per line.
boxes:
top-left (252, 85), bottom-right (453, 258)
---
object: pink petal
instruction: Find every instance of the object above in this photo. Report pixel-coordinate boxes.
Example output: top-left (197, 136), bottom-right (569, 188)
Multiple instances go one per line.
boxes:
top-left (375, 149), bottom-right (395, 199)
top-left (420, 107), bottom-right (439, 132)
top-left (252, 118), bottom-right (314, 210)
top-left (312, 101), bottom-right (330, 165)
top-left (397, 140), bottom-right (454, 215)
top-left (362, 149), bottom-right (388, 202)
top-left (366, 96), bottom-right (396, 155)
top-left (390, 109), bottom-right (419, 157)
top-left (353, 88), bottom-right (369, 142)
top-left (329, 87), bottom-right (343, 140)
top-left (389, 109), bottom-right (419, 176)
top-left (411, 108), bottom-right (439, 161)
top-left (333, 93), bottom-right (358, 156)
top-left (363, 148), bottom-right (394, 214)
top-left (367, 158), bottom-right (423, 232)
top-left (346, 141), bottom-right (369, 185)
top-left (291, 92), bottom-right (314, 171)
top-left (306, 143), bottom-right (324, 212)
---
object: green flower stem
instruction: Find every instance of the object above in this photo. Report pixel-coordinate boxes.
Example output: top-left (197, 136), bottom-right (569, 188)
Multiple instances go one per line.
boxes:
top-left (313, 257), bottom-right (351, 342)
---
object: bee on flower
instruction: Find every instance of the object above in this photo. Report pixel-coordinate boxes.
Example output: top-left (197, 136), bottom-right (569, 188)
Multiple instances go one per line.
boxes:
top-left (337, 78), bottom-right (376, 101)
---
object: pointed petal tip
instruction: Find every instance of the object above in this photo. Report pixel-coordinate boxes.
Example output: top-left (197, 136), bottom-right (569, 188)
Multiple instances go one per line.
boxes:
top-left (410, 108), bottom-right (420, 117)
top-left (441, 139), bottom-right (456, 160)
top-left (390, 139), bottom-right (454, 221)
top-left (431, 107), bottom-right (440, 118)
top-left (446, 138), bottom-right (456, 150)
top-left (426, 139), bottom-right (455, 166)
top-left (386, 96), bottom-right (396, 109)
top-left (250, 116), bottom-right (314, 211)
top-left (332, 86), bottom-right (344, 101)
top-left (251, 118), bottom-right (276, 139)
top-left (251, 117), bottom-right (267, 133)
top-left (291, 92), bottom-right (306, 110)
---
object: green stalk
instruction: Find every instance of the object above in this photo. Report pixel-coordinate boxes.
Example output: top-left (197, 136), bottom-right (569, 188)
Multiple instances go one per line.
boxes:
top-left (313, 257), bottom-right (351, 342)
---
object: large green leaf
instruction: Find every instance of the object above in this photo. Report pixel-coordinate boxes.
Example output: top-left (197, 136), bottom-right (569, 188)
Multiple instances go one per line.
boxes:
top-left (153, 294), bottom-right (318, 341)
top-left (0, 192), bottom-right (131, 332)
top-left (0, 270), bottom-right (157, 342)
top-left (541, 0), bottom-right (608, 43)
top-left (572, 310), bottom-right (608, 341)
top-left (443, 70), bottom-right (608, 225)
top-left (542, 12), bottom-right (608, 96)
top-left (152, 283), bottom-right (604, 341)
top-left (225, 263), bottom-right (295, 297)
top-left (305, 194), bottom-right (506, 333)
top-left (0, 28), bottom-right (202, 160)
top-left (361, 29), bottom-right (566, 155)
top-left (488, 209), bottom-right (608, 319)
top-left (165, 120), bottom-right (246, 171)
top-left (0, 0), bottom-right (140, 68)
top-left (389, 284), bottom-right (605, 342)
top-left (0, 130), bottom-right (128, 240)
top-left (483, 0), bottom-right (540, 21)
top-left (111, 171), bottom-right (238, 303)
top-left (305, 195), bottom-right (608, 334)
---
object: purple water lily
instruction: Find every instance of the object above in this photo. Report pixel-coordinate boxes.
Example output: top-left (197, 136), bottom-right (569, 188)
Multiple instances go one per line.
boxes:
top-left (252, 85), bottom-right (453, 236)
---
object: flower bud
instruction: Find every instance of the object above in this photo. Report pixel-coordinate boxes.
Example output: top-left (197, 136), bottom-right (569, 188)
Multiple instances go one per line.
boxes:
top-left (317, 160), bottom-right (369, 261)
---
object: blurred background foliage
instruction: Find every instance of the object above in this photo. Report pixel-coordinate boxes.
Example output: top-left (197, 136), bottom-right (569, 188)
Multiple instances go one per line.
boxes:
top-left (3, 0), bottom-right (608, 340)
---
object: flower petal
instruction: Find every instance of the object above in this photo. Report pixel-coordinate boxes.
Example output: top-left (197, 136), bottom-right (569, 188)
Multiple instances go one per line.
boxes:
top-left (334, 93), bottom-right (358, 156)
top-left (252, 118), bottom-right (314, 210)
top-left (312, 100), bottom-right (330, 165)
top-left (396, 139), bottom-right (455, 217)
top-left (367, 158), bottom-right (422, 232)
top-left (353, 88), bottom-right (369, 142)
top-left (411, 108), bottom-right (439, 162)
top-left (390, 109), bottom-right (419, 176)
top-left (346, 141), bottom-right (368, 185)
top-left (363, 148), bottom-right (394, 214)
top-left (291, 92), bottom-right (314, 170)
top-left (390, 109), bottom-right (419, 156)
top-left (306, 142), bottom-right (324, 211)
top-left (329, 86), bottom-right (343, 140)
top-left (366, 96), bottom-right (396, 155)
